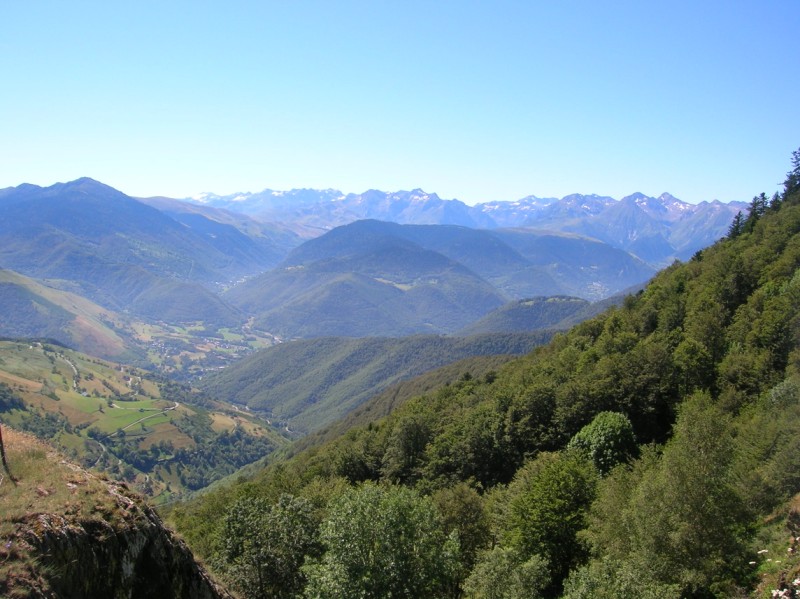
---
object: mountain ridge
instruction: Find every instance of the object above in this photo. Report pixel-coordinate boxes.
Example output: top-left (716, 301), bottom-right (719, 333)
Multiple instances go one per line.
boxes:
top-left (185, 186), bottom-right (745, 266)
top-left (225, 220), bottom-right (654, 339)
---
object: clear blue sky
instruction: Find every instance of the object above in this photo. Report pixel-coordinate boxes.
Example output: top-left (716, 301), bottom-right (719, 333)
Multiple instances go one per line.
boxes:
top-left (1, 1), bottom-right (798, 204)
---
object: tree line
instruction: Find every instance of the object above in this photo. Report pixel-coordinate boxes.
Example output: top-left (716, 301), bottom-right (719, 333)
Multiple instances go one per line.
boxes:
top-left (167, 147), bottom-right (800, 597)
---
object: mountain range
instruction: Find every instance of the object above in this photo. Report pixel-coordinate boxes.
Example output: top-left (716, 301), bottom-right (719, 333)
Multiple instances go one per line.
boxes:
top-left (0, 177), bottom-right (743, 343)
top-left (0, 178), bottom-right (301, 327)
top-left (224, 220), bottom-right (654, 338)
top-left (188, 187), bottom-right (746, 266)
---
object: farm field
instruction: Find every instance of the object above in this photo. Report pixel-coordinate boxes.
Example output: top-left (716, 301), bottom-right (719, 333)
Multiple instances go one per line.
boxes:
top-left (0, 341), bottom-right (288, 501)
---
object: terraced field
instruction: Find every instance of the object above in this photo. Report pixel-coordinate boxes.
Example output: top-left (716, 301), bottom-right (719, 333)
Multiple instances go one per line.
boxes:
top-left (0, 341), bottom-right (287, 501)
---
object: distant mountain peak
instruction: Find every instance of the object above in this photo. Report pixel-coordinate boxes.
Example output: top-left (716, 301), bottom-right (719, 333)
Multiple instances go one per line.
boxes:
top-left (621, 192), bottom-right (650, 202)
top-left (72, 176), bottom-right (102, 185)
top-left (160, 183), bottom-right (747, 267)
top-left (38, 177), bottom-right (126, 197)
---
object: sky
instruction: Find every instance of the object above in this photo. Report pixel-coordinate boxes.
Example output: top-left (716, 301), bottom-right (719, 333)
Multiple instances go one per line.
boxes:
top-left (1, 1), bottom-right (798, 205)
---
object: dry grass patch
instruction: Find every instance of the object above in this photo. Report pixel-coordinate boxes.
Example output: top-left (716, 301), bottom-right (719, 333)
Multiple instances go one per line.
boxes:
top-left (209, 412), bottom-right (236, 433)
top-left (0, 428), bottom-right (117, 535)
top-left (0, 426), bottom-right (162, 596)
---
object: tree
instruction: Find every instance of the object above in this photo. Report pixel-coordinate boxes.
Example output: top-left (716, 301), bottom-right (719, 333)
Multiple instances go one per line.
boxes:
top-left (304, 483), bottom-right (459, 598)
top-left (567, 411), bottom-right (636, 474)
top-left (743, 193), bottom-right (769, 233)
top-left (727, 211), bottom-right (745, 238)
top-left (562, 557), bottom-right (680, 599)
top-left (784, 147), bottom-right (800, 197)
top-left (503, 450), bottom-right (599, 591)
top-left (381, 413), bottom-right (430, 484)
top-left (433, 483), bottom-right (491, 573)
top-left (583, 392), bottom-right (750, 596)
top-left (217, 493), bottom-right (319, 599)
top-left (463, 547), bottom-right (550, 599)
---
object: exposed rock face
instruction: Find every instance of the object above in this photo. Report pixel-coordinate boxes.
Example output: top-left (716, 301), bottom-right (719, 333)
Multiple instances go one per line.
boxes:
top-left (0, 427), bottom-right (231, 598)
top-left (14, 494), bottom-right (230, 598)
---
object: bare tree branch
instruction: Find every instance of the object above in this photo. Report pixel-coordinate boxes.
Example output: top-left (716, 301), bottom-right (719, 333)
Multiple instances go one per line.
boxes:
top-left (0, 423), bottom-right (18, 485)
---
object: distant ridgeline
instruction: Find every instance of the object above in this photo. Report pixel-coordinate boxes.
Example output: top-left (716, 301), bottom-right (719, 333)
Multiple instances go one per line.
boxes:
top-left (171, 149), bottom-right (800, 598)
top-left (1, 175), bottom-right (742, 347)
top-left (189, 187), bottom-right (743, 268)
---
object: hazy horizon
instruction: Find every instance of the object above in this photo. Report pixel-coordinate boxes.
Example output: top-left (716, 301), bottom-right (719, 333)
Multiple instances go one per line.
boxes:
top-left (2, 1), bottom-right (797, 205)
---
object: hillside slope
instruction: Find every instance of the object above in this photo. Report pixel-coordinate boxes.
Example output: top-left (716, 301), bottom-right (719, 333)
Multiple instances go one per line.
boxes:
top-left (0, 178), bottom-right (257, 325)
top-left (0, 342), bottom-right (287, 500)
top-left (457, 296), bottom-right (590, 335)
top-left (200, 332), bottom-right (552, 433)
top-left (0, 427), bottom-right (230, 598)
top-left (0, 268), bottom-right (137, 359)
top-left (226, 224), bottom-right (511, 338)
top-left (172, 151), bottom-right (800, 598)
top-left (226, 220), bottom-right (654, 338)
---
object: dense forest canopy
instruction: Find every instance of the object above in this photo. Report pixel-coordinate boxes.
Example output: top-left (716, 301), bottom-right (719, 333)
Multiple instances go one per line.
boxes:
top-left (171, 149), bottom-right (800, 598)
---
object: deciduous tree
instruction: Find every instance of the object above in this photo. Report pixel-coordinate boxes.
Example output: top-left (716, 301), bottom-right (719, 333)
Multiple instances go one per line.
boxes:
top-left (304, 483), bottom-right (459, 598)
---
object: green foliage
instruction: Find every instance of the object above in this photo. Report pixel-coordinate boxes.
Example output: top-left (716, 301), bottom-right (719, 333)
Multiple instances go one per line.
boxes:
top-left (502, 450), bottom-right (599, 589)
top-left (583, 393), bottom-right (752, 596)
top-left (171, 428), bottom-right (277, 491)
top-left (728, 210), bottom-right (746, 238)
top-left (567, 411), bottom-right (636, 474)
top-left (562, 557), bottom-right (681, 599)
top-left (18, 409), bottom-right (69, 439)
top-left (303, 483), bottom-right (459, 598)
top-left (288, 355), bottom-right (515, 458)
top-left (200, 332), bottom-right (550, 434)
top-left (463, 547), bottom-right (550, 599)
top-left (0, 383), bottom-right (25, 412)
top-left (731, 377), bottom-right (800, 514)
top-left (171, 147), bottom-right (800, 599)
top-left (380, 412), bottom-right (431, 484)
top-left (215, 494), bottom-right (319, 599)
top-left (432, 483), bottom-right (491, 573)
top-left (424, 395), bottom-right (514, 488)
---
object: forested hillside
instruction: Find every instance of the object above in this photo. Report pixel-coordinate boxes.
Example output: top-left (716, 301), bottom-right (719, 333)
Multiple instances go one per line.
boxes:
top-left (171, 151), bottom-right (800, 598)
top-left (457, 296), bottom-right (591, 335)
top-left (225, 220), bottom-right (655, 339)
top-left (199, 332), bottom-right (553, 434)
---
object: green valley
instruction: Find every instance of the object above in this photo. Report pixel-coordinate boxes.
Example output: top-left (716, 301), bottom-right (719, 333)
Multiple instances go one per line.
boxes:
top-left (0, 341), bottom-right (287, 502)
top-left (199, 332), bottom-right (553, 434)
top-left (168, 150), bottom-right (800, 598)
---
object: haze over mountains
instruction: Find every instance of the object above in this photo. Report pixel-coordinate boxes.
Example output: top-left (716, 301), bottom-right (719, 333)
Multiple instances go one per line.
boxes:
top-left (3, 169), bottom-right (793, 599)
top-left (0, 177), bottom-right (744, 347)
top-left (189, 186), bottom-right (745, 266)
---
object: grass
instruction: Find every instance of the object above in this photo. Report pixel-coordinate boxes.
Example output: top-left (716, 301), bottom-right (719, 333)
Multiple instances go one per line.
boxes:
top-left (751, 494), bottom-right (800, 598)
top-left (93, 406), bottom-right (173, 435)
top-left (0, 341), bottom-right (287, 500)
top-left (0, 427), bottom-right (123, 594)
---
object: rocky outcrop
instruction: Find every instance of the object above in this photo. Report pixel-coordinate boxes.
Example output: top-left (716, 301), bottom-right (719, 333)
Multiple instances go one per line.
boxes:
top-left (14, 494), bottom-right (229, 598)
top-left (0, 428), bottom-right (231, 598)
